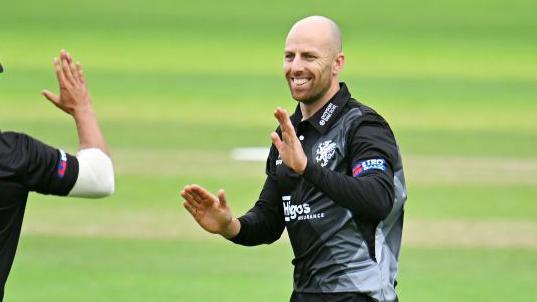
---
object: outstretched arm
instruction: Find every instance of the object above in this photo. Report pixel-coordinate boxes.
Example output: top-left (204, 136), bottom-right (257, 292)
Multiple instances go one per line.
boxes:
top-left (42, 49), bottom-right (108, 154)
top-left (42, 50), bottom-right (114, 198)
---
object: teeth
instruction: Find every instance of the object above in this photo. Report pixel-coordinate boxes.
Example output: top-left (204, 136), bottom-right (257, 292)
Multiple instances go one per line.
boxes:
top-left (293, 78), bottom-right (310, 86)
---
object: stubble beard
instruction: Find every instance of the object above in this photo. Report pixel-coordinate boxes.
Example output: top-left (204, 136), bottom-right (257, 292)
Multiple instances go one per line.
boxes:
top-left (290, 79), bottom-right (332, 106)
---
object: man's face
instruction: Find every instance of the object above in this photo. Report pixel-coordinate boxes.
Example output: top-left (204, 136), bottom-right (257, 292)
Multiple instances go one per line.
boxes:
top-left (283, 30), bottom-right (337, 104)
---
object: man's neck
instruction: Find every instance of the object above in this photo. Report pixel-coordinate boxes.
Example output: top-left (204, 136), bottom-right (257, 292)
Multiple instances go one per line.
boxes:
top-left (300, 81), bottom-right (340, 120)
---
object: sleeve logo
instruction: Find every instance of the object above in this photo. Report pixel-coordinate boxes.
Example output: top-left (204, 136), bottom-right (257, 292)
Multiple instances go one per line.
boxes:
top-left (352, 158), bottom-right (386, 177)
top-left (57, 149), bottom-right (68, 178)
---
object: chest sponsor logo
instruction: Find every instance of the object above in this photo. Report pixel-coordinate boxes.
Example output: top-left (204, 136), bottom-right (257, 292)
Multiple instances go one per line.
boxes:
top-left (57, 149), bottom-right (67, 178)
top-left (352, 158), bottom-right (387, 177)
top-left (319, 103), bottom-right (337, 126)
top-left (315, 140), bottom-right (337, 167)
top-left (282, 195), bottom-right (325, 222)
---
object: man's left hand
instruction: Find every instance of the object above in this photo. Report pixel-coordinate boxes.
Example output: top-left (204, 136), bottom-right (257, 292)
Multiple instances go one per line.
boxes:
top-left (271, 107), bottom-right (307, 175)
top-left (42, 49), bottom-right (92, 117)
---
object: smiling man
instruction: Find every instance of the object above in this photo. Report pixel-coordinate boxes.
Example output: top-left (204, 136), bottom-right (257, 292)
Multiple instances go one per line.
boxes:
top-left (0, 51), bottom-right (114, 300)
top-left (181, 16), bottom-right (407, 302)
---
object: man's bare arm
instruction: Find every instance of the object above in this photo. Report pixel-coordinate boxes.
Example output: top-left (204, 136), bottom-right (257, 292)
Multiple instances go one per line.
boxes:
top-left (42, 50), bottom-right (114, 197)
top-left (42, 49), bottom-right (108, 155)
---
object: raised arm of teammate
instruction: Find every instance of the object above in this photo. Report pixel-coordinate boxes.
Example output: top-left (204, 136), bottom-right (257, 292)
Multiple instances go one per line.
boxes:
top-left (42, 50), bottom-right (114, 198)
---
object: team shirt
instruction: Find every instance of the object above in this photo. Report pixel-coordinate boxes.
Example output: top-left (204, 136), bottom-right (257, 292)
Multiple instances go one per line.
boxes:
top-left (231, 83), bottom-right (407, 302)
top-left (0, 131), bottom-right (79, 300)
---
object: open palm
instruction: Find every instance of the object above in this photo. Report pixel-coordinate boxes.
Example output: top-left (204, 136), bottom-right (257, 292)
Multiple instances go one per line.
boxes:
top-left (181, 184), bottom-right (233, 235)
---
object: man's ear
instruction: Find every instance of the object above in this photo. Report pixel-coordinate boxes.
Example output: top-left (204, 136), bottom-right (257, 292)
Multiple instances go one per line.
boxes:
top-left (333, 53), bottom-right (345, 75)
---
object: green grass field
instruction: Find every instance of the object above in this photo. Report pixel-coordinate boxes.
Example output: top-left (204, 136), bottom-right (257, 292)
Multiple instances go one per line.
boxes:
top-left (1, 0), bottom-right (536, 301)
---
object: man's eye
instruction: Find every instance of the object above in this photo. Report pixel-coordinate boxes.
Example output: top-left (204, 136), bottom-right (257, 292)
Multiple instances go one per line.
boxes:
top-left (284, 54), bottom-right (294, 61)
top-left (304, 54), bottom-right (316, 60)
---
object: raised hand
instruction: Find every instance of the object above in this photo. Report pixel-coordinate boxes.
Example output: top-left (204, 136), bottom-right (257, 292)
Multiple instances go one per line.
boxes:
top-left (181, 184), bottom-right (240, 239)
top-left (271, 107), bottom-right (308, 174)
top-left (41, 50), bottom-right (108, 153)
top-left (42, 49), bottom-right (92, 116)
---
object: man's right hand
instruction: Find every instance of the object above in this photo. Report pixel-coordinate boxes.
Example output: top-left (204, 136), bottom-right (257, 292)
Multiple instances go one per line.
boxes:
top-left (181, 184), bottom-right (241, 239)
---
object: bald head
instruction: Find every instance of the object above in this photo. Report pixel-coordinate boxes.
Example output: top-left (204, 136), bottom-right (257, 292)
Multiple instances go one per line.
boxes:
top-left (283, 16), bottom-right (345, 107)
top-left (286, 16), bottom-right (342, 55)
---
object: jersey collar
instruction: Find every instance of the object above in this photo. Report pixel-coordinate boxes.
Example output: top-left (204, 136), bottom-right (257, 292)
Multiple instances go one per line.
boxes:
top-left (290, 82), bottom-right (351, 134)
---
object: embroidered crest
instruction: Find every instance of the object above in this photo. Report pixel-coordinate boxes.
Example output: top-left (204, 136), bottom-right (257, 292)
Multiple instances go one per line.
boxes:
top-left (315, 140), bottom-right (337, 167)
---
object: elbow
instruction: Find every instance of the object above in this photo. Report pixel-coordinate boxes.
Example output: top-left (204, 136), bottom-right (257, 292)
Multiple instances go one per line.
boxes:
top-left (76, 169), bottom-right (115, 199)
top-left (263, 231), bottom-right (283, 245)
top-left (70, 148), bottom-right (116, 198)
top-left (261, 221), bottom-right (285, 244)
top-left (361, 175), bottom-right (395, 221)
top-left (103, 181), bottom-right (115, 196)
top-left (373, 195), bottom-right (394, 221)
top-left (90, 164), bottom-right (115, 198)
top-left (93, 175), bottom-right (115, 198)
top-left (372, 182), bottom-right (395, 221)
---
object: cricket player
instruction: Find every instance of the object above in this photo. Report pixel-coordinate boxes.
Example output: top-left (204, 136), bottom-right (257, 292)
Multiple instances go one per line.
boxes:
top-left (0, 50), bottom-right (115, 300)
top-left (182, 16), bottom-right (407, 302)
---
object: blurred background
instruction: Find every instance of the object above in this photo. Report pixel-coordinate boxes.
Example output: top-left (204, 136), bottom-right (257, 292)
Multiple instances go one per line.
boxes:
top-left (1, 0), bottom-right (536, 301)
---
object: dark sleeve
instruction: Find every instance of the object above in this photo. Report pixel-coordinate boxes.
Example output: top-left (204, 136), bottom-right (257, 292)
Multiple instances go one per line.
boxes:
top-left (0, 132), bottom-right (79, 196)
top-left (302, 114), bottom-right (397, 223)
top-left (229, 145), bottom-right (285, 246)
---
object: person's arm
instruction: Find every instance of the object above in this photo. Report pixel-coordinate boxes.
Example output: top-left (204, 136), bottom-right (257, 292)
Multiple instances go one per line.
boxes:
top-left (272, 107), bottom-right (396, 223)
top-left (0, 131), bottom-right (79, 196)
top-left (302, 116), bottom-right (396, 222)
top-left (42, 50), bottom-right (108, 153)
top-left (42, 50), bottom-right (114, 197)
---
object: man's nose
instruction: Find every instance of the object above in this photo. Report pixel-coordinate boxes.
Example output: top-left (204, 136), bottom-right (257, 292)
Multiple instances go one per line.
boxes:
top-left (290, 57), bottom-right (305, 73)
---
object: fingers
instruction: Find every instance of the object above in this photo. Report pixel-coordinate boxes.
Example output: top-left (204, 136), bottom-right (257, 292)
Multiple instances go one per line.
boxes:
top-left (184, 187), bottom-right (203, 205)
top-left (52, 50), bottom-right (84, 88)
top-left (66, 52), bottom-right (80, 83)
top-left (271, 131), bottom-right (283, 152)
top-left (273, 107), bottom-right (288, 130)
top-left (181, 188), bottom-right (197, 204)
top-left (181, 190), bottom-right (198, 211)
top-left (273, 107), bottom-right (297, 140)
top-left (41, 89), bottom-right (60, 105)
top-left (181, 184), bottom-right (214, 208)
top-left (60, 50), bottom-right (75, 83)
top-left (217, 189), bottom-right (227, 208)
top-left (183, 201), bottom-right (197, 217)
top-left (189, 184), bottom-right (217, 206)
top-left (274, 107), bottom-right (292, 129)
top-left (76, 62), bottom-right (85, 83)
top-left (53, 57), bottom-right (67, 87)
top-left (62, 49), bottom-right (72, 64)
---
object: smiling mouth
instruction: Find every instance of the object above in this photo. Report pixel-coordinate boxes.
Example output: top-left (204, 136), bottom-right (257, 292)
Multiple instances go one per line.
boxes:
top-left (292, 77), bottom-right (311, 86)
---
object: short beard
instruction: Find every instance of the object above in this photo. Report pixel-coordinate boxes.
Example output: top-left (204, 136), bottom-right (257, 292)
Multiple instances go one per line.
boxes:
top-left (292, 82), bottom-right (331, 105)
